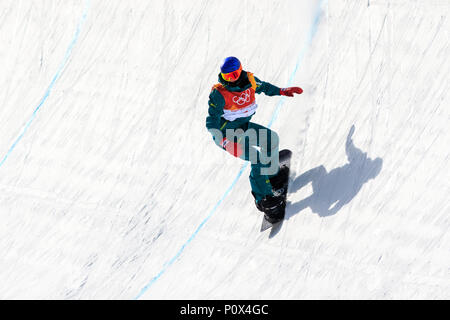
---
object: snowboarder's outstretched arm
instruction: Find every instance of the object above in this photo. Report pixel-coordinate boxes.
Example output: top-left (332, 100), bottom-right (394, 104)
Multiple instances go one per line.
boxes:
top-left (254, 76), bottom-right (282, 96)
top-left (254, 76), bottom-right (303, 97)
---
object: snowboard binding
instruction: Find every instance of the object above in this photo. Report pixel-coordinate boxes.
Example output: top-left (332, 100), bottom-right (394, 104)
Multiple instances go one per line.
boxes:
top-left (256, 194), bottom-right (286, 223)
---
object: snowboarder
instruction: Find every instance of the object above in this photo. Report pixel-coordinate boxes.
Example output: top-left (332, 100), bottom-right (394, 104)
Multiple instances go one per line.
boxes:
top-left (206, 57), bottom-right (303, 222)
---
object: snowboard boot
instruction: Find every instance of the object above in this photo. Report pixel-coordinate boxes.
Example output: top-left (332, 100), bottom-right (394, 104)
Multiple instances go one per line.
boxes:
top-left (269, 165), bottom-right (289, 196)
top-left (253, 193), bottom-right (286, 223)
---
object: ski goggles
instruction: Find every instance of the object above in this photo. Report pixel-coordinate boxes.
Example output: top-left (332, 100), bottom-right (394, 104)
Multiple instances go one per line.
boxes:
top-left (221, 64), bottom-right (242, 82)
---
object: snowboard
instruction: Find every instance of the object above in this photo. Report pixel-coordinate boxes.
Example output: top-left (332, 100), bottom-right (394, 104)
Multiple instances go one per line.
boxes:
top-left (260, 149), bottom-right (292, 232)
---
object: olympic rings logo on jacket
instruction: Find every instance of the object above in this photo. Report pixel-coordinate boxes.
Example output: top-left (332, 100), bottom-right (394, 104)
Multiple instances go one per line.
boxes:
top-left (232, 89), bottom-right (252, 105)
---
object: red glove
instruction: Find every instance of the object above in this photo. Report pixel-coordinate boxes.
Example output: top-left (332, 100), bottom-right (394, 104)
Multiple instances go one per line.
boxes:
top-left (221, 138), bottom-right (243, 158)
top-left (280, 87), bottom-right (303, 97)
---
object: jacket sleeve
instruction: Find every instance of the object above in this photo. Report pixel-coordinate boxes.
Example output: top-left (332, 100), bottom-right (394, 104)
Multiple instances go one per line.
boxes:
top-left (206, 89), bottom-right (226, 146)
top-left (254, 75), bottom-right (282, 96)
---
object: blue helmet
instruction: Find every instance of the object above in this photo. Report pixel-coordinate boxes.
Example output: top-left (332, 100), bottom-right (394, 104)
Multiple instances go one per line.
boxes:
top-left (220, 56), bottom-right (241, 74)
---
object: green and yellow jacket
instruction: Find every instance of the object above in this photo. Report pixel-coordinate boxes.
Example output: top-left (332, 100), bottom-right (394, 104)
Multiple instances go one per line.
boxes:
top-left (206, 71), bottom-right (281, 146)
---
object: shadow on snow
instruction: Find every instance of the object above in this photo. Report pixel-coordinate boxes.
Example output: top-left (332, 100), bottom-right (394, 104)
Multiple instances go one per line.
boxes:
top-left (286, 125), bottom-right (383, 219)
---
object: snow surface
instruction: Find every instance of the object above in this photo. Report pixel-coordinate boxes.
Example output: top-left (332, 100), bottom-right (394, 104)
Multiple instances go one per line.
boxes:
top-left (0, 0), bottom-right (449, 299)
